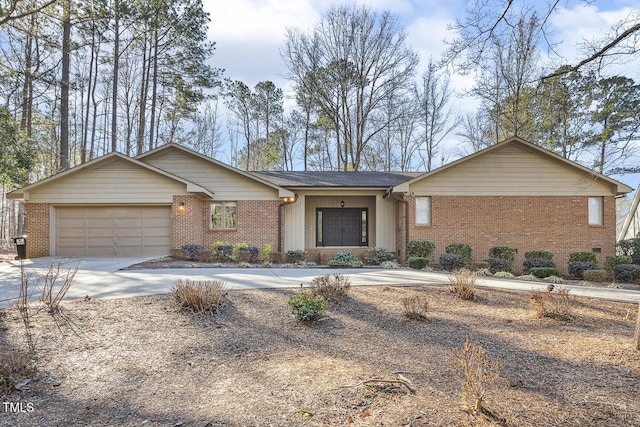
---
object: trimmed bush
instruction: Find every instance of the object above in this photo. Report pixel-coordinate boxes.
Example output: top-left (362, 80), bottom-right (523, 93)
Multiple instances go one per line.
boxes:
top-left (614, 264), bottom-right (640, 282)
top-left (583, 269), bottom-right (609, 283)
top-left (288, 289), bottom-right (328, 321)
top-left (568, 261), bottom-right (599, 279)
top-left (485, 258), bottom-right (510, 274)
top-left (476, 268), bottom-right (492, 277)
top-left (381, 260), bottom-right (401, 269)
top-left (328, 250), bottom-right (362, 268)
top-left (616, 237), bottom-right (640, 264)
top-left (212, 242), bottom-right (233, 262)
top-left (524, 250), bottom-right (554, 260)
top-left (408, 257), bottom-right (429, 269)
top-left (568, 252), bottom-right (598, 264)
top-left (261, 244), bottom-right (272, 264)
top-left (604, 255), bottom-right (633, 273)
top-left (407, 240), bottom-right (436, 258)
top-left (489, 246), bottom-right (516, 262)
top-left (310, 274), bottom-right (350, 301)
top-left (364, 247), bottom-right (395, 265)
top-left (439, 253), bottom-right (464, 271)
top-left (287, 250), bottom-right (306, 263)
top-left (181, 244), bottom-right (203, 261)
top-left (523, 259), bottom-right (556, 275)
top-left (446, 243), bottom-right (473, 265)
top-left (530, 267), bottom-right (560, 279)
top-left (494, 271), bottom-right (515, 278)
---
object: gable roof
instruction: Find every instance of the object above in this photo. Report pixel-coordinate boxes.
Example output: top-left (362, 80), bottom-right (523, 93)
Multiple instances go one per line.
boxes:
top-left (136, 143), bottom-right (295, 198)
top-left (393, 136), bottom-right (633, 196)
top-left (7, 151), bottom-right (214, 202)
top-left (251, 171), bottom-right (421, 188)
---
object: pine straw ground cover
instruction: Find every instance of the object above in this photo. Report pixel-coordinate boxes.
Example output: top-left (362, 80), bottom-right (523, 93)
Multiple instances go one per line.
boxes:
top-left (0, 285), bottom-right (638, 427)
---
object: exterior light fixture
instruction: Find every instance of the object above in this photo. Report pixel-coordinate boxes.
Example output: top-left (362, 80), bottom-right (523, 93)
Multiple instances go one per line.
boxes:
top-left (177, 201), bottom-right (186, 212)
top-left (341, 200), bottom-right (345, 208)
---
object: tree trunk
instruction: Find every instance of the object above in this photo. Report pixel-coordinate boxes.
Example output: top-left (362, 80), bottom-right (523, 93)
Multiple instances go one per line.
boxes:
top-left (111, 0), bottom-right (120, 153)
top-left (59, 0), bottom-right (71, 170)
top-left (149, 27), bottom-right (159, 151)
top-left (136, 34), bottom-right (149, 155)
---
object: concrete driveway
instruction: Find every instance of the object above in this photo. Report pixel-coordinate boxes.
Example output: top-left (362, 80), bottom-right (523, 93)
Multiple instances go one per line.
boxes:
top-left (1, 257), bottom-right (639, 308)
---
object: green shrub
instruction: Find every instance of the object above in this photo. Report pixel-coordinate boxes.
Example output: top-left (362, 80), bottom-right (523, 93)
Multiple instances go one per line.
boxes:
top-left (616, 237), bottom-right (640, 264)
top-left (171, 279), bottom-right (228, 314)
top-left (583, 269), bottom-right (609, 283)
top-left (524, 250), bottom-right (554, 260)
top-left (604, 255), bottom-right (632, 273)
top-left (475, 268), bottom-right (492, 277)
top-left (401, 295), bottom-right (430, 320)
top-left (328, 250), bottom-right (362, 268)
top-left (310, 274), bottom-right (350, 301)
top-left (493, 271), bottom-right (515, 278)
top-left (614, 264), bottom-right (640, 282)
top-left (287, 249), bottom-right (306, 263)
top-left (446, 243), bottom-right (473, 265)
top-left (212, 241), bottom-right (233, 262)
top-left (364, 247), bottom-right (396, 265)
top-left (407, 257), bottom-right (429, 269)
top-left (530, 267), bottom-right (560, 278)
top-left (288, 287), bottom-right (328, 321)
top-left (543, 276), bottom-right (565, 284)
top-left (485, 258), bottom-right (511, 274)
top-left (440, 253), bottom-right (465, 271)
top-left (568, 261), bottom-right (598, 278)
top-left (261, 243), bottom-right (272, 264)
top-left (232, 242), bottom-right (249, 261)
top-left (523, 259), bottom-right (556, 274)
top-left (568, 252), bottom-right (597, 264)
top-left (407, 240), bottom-right (436, 258)
top-left (489, 246), bottom-right (516, 261)
top-left (381, 260), bottom-right (401, 269)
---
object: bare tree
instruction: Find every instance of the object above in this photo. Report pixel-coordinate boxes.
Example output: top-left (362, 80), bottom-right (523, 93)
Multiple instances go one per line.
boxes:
top-left (282, 4), bottom-right (419, 170)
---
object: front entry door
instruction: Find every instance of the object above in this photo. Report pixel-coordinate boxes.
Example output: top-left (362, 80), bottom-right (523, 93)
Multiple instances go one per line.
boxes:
top-left (317, 208), bottom-right (368, 247)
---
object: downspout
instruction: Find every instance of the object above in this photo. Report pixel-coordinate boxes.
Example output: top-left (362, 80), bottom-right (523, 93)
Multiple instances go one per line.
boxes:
top-left (278, 203), bottom-right (283, 253)
top-left (386, 186), bottom-right (409, 262)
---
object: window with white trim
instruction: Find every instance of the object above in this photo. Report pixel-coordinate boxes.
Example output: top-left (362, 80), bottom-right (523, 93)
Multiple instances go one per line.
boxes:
top-left (210, 202), bottom-right (237, 229)
top-left (415, 196), bottom-right (431, 225)
top-left (588, 197), bottom-right (603, 225)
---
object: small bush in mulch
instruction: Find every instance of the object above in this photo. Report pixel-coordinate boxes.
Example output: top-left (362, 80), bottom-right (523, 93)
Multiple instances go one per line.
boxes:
top-left (614, 264), bottom-right (640, 283)
top-left (363, 247), bottom-right (396, 265)
top-left (328, 250), bottom-right (362, 268)
top-left (287, 250), bottom-right (306, 263)
top-left (407, 256), bottom-right (429, 270)
top-left (0, 347), bottom-right (36, 395)
top-left (440, 253), bottom-right (464, 271)
top-left (529, 287), bottom-right (573, 320)
top-left (401, 294), bottom-right (430, 320)
top-left (171, 279), bottom-right (228, 314)
top-left (449, 269), bottom-right (477, 300)
top-left (288, 287), bottom-right (328, 321)
top-left (523, 258), bottom-right (556, 275)
top-left (568, 262), bottom-right (599, 279)
top-left (310, 274), bottom-right (350, 302)
top-left (529, 267), bottom-right (559, 279)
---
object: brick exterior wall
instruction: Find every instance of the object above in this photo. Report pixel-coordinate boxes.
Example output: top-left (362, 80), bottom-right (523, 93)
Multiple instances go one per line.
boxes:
top-left (25, 203), bottom-right (50, 258)
top-left (172, 195), bottom-right (205, 250)
top-left (405, 195), bottom-right (616, 275)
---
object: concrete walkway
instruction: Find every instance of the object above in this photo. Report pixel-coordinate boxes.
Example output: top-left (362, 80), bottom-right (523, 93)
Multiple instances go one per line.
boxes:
top-left (1, 257), bottom-right (640, 308)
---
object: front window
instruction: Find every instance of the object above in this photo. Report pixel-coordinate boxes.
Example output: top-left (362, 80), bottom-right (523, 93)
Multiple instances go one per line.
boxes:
top-left (211, 202), bottom-right (237, 229)
top-left (588, 197), bottom-right (603, 225)
top-left (415, 196), bottom-right (431, 225)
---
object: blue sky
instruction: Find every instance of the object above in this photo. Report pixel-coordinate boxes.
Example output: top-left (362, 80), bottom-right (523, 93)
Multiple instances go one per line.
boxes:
top-left (203, 0), bottom-right (640, 190)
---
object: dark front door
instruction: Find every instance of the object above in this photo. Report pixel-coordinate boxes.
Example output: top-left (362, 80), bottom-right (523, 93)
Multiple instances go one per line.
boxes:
top-left (317, 208), bottom-right (368, 247)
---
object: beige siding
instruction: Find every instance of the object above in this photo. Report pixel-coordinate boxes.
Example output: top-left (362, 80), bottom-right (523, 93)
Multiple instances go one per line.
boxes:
top-left (142, 148), bottom-right (280, 200)
top-left (375, 195), bottom-right (396, 250)
top-left (28, 158), bottom-right (188, 204)
top-left (284, 195), bottom-right (306, 251)
top-left (304, 194), bottom-right (377, 248)
top-left (409, 144), bottom-right (616, 196)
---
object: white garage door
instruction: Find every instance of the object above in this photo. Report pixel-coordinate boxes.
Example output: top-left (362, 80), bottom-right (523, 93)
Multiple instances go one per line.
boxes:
top-left (55, 206), bottom-right (171, 257)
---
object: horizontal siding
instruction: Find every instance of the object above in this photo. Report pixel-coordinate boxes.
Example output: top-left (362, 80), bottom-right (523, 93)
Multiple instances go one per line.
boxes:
top-left (28, 158), bottom-right (188, 203)
top-left (142, 148), bottom-right (280, 200)
top-left (410, 144), bottom-right (615, 196)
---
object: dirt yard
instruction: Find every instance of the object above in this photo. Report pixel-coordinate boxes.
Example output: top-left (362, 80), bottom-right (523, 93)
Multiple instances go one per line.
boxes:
top-left (1, 283), bottom-right (639, 426)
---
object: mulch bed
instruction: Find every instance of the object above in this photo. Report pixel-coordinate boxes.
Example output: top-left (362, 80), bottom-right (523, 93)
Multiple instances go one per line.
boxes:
top-left (1, 282), bottom-right (639, 426)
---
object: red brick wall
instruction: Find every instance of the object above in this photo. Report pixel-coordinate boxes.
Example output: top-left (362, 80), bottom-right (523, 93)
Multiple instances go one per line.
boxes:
top-left (201, 200), bottom-right (282, 250)
top-left (25, 203), bottom-right (50, 258)
top-left (406, 195), bottom-right (616, 275)
top-left (172, 195), bottom-right (205, 249)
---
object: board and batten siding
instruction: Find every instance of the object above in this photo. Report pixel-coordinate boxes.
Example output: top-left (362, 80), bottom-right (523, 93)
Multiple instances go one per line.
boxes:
top-left (284, 195), bottom-right (305, 251)
top-left (409, 144), bottom-right (616, 196)
top-left (141, 148), bottom-right (280, 200)
top-left (26, 158), bottom-right (189, 204)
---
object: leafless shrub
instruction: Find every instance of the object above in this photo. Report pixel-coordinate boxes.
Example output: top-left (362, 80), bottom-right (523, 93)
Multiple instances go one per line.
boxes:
top-left (171, 279), bottom-right (228, 314)
top-left (17, 260), bottom-right (36, 354)
top-left (448, 337), bottom-right (501, 414)
top-left (401, 294), bottom-right (430, 320)
top-left (529, 287), bottom-right (573, 320)
top-left (449, 269), bottom-right (477, 300)
top-left (40, 261), bottom-right (79, 312)
top-left (310, 274), bottom-right (351, 301)
top-left (0, 347), bottom-right (36, 395)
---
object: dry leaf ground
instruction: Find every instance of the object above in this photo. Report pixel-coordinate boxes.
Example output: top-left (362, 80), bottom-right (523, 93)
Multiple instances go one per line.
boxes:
top-left (0, 283), bottom-right (639, 427)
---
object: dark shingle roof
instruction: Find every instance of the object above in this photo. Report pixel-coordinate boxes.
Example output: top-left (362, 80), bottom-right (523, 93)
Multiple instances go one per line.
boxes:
top-left (250, 171), bottom-right (422, 188)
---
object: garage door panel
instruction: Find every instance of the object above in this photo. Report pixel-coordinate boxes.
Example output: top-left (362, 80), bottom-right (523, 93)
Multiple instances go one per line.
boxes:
top-left (56, 206), bottom-right (171, 257)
